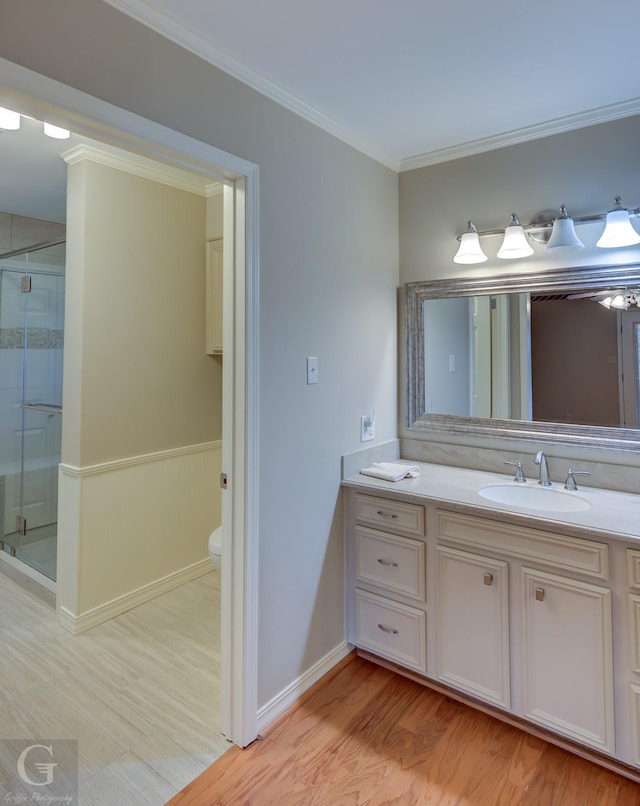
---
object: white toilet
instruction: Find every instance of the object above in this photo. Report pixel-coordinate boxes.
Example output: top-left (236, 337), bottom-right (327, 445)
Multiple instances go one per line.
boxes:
top-left (208, 527), bottom-right (222, 570)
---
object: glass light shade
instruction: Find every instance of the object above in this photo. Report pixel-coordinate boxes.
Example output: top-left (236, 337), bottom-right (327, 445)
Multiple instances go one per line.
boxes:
top-left (596, 198), bottom-right (640, 248)
top-left (497, 214), bottom-right (533, 259)
top-left (610, 293), bottom-right (629, 309)
top-left (43, 122), bottom-right (70, 140)
top-left (453, 222), bottom-right (487, 264)
top-left (546, 208), bottom-right (584, 250)
top-left (0, 106), bottom-right (20, 130)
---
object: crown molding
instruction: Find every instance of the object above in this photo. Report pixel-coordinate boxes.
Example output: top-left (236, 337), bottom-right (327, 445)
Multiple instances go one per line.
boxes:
top-left (101, 0), bottom-right (399, 171)
top-left (102, 1), bottom-right (640, 175)
top-left (61, 142), bottom-right (221, 195)
top-left (400, 97), bottom-right (640, 172)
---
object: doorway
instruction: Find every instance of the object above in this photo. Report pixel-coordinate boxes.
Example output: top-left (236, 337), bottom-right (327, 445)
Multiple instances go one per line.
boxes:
top-left (0, 240), bottom-right (65, 581)
top-left (0, 59), bottom-right (259, 749)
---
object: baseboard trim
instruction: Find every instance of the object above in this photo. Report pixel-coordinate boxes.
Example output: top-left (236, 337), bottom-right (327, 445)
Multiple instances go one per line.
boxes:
top-left (256, 641), bottom-right (353, 733)
top-left (58, 557), bottom-right (213, 634)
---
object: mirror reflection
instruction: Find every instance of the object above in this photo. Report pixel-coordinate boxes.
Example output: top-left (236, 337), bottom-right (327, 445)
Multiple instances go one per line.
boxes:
top-left (424, 292), bottom-right (640, 429)
top-left (406, 265), bottom-right (640, 450)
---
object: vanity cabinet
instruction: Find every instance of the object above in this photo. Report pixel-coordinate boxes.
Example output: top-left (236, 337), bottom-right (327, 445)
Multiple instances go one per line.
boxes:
top-left (349, 493), bottom-right (427, 673)
top-left (437, 508), bottom-right (614, 755)
top-left (627, 548), bottom-right (640, 765)
top-left (436, 545), bottom-right (510, 709)
top-left (344, 485), bottom-right (632, 773)
top-left (205, 237), bottom-right (223, 355)
top-left (522, 567), bottom-right (614, 754)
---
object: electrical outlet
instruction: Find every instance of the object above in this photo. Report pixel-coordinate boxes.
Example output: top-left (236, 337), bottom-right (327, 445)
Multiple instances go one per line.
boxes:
top-left (361, 412), bottom-right (375, 442)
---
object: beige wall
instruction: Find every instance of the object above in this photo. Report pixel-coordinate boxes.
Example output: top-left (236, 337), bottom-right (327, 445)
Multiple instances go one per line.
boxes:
top-left (0, 212), bottom-right (65, 255)
top-left (58, 154), bottom-right (222, 621)
top-left (63, 158), bottom-right (220, 466)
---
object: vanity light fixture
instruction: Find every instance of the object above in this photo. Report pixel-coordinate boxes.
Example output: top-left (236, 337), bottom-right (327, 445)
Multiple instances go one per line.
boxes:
top-left (453, 221), bottom-right (488, 264)
top-left (0, 106), bottom-right (20, 130)
top-left (454, 197), bottom-right (640, 263)
top-left (596, 196), bottom-right (640, 248)
top-left (545, 205), bottom-right (584, 251)
top-left (497, 214), bottom-right (534, 259)
top-left (43, 122), bottom-right (71, 140)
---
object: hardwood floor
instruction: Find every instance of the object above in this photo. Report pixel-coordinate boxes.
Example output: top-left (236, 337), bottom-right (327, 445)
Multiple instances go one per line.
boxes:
top-left (0, 564), bottom-right (229, 804)
top-left (169, 654), bottom-right (640, 806)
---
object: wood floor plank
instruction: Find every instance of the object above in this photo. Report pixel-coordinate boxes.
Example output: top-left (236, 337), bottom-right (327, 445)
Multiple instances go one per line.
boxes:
top-left (169, 654), bottom-right (640, 806)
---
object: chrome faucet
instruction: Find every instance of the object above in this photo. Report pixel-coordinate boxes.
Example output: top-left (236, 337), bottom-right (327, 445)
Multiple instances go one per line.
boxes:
top-left (534, 450), bottom-right (551, 486)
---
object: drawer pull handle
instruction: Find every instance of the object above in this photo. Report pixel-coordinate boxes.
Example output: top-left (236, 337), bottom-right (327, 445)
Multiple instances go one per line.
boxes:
top-left (378, 623), bottom-right (399, 634)
top-left (484, 573), bottom-right (493, 586)
top-left (376, 510), bottom-right (398, 520)
top-left (377, 559), bottom-right (399, 567)
top-left (535, 587), bottom-right (545, 602)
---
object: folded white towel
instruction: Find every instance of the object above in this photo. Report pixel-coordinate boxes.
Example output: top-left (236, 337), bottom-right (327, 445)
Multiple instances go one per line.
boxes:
top-left (360, 462), bottom-right (421, 482)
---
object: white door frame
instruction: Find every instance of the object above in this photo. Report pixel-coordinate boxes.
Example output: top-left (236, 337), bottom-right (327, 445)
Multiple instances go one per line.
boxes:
top-left (0, 58), bottom-right (260, 747)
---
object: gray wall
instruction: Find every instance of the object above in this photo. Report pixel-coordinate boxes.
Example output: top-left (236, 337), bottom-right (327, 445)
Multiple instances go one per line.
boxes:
top-left (0, 0), bottom-right (399, 708)
top-left (400, 116), bottom-right (640, 284)
top-left (399, 115), bottom-right (640, 486)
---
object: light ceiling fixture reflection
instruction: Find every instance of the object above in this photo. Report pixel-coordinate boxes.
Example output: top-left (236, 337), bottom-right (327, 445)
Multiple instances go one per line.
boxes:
top-left (545, 205), bottom-right (584, 251)
top-left (43, 122), bottom-right (71, 140)
top-left (497, 213), bottom-right (533, 259)
top-left (453, 221), bottom-right (487, 264)
top-left (596, 196), bottom-right (640, 248)
top-left (597, 290), bottom-right (640, 310)
top-left (0, 106), bottom-right (20, 130)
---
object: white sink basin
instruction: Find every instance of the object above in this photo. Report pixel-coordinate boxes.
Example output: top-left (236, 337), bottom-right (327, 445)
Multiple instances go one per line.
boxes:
top-left (478, 483), bottom-right (591, 512)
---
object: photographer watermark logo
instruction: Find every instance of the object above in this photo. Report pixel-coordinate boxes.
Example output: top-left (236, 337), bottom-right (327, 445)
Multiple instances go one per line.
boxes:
top-left (17, 745), bottom-right (57, 787)
top-left (0, 739), bottom-right (78, 804)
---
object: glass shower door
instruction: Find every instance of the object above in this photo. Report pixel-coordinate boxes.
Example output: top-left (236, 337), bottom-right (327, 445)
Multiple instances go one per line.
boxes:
top-left (0, 245), bottom-right (64, 581)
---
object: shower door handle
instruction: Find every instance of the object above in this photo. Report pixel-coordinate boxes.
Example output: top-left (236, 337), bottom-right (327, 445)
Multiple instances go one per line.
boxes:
top-left (21, 403), bottom-right (63, 414)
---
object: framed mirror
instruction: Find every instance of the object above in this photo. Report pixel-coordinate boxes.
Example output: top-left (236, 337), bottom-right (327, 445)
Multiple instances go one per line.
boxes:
top-left (405, 263), bottom-right (640, 451)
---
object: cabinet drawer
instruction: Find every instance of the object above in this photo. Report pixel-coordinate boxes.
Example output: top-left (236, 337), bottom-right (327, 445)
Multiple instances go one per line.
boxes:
top-left (629, 594), bottom-right (640, 674)
top-left (355, 494), bottom-right (425, 536)
top-left (437, 510), bottom-right (608, 580)
top-left (354, 588), bottom-right (426, 672)
top-left (628, 549), bottom-right (640, 590)
top-left (355, 526), bottom-right (425, 601)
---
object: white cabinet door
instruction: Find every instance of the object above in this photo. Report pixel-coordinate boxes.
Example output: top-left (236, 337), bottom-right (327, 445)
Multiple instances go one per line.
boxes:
top-left (206, 238), bottom-right (223, 354)
top-left (437, 546), bottom-right (510, 709)
top-left (522, 567), bottom-right (615, 754)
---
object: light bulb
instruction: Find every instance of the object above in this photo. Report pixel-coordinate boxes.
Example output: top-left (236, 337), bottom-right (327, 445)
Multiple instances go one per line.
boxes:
top-left (0, 107), bottom-right (20, 130)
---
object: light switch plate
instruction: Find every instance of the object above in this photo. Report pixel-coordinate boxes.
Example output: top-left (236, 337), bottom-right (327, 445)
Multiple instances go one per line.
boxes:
top-left (306, 356), bottom-right (318, 384)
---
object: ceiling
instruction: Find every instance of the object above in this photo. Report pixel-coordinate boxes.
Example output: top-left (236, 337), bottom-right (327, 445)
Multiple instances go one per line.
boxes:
top-left (4, 0), bottom-right (640, 225)
top-left (0, 115), bottom-right (85, 224)
top-left (103, 0), bottom-right (640, 170)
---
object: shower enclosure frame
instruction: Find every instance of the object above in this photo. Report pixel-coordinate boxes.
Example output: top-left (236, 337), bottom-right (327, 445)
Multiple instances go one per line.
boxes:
top-left (0, 238), bottom-right (65, 582)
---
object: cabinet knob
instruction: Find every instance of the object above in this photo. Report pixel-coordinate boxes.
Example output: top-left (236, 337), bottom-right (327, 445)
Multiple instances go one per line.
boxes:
top-left (535, 587), bottom-right (545, 602)
top-left (377, 558), bottom-right (399, 567)
top-left (377, 623), bottom-right (399, 635)
top-left (484, 573), bottom-right (493, 586)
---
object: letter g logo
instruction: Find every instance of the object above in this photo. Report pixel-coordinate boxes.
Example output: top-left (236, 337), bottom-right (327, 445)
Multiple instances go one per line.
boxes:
top-left (17, 744), bottom-right (57, 786)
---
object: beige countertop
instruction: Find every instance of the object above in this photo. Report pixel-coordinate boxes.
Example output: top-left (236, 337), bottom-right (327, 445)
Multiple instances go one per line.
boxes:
top-left (342, 460), bottom-right (640, 543)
